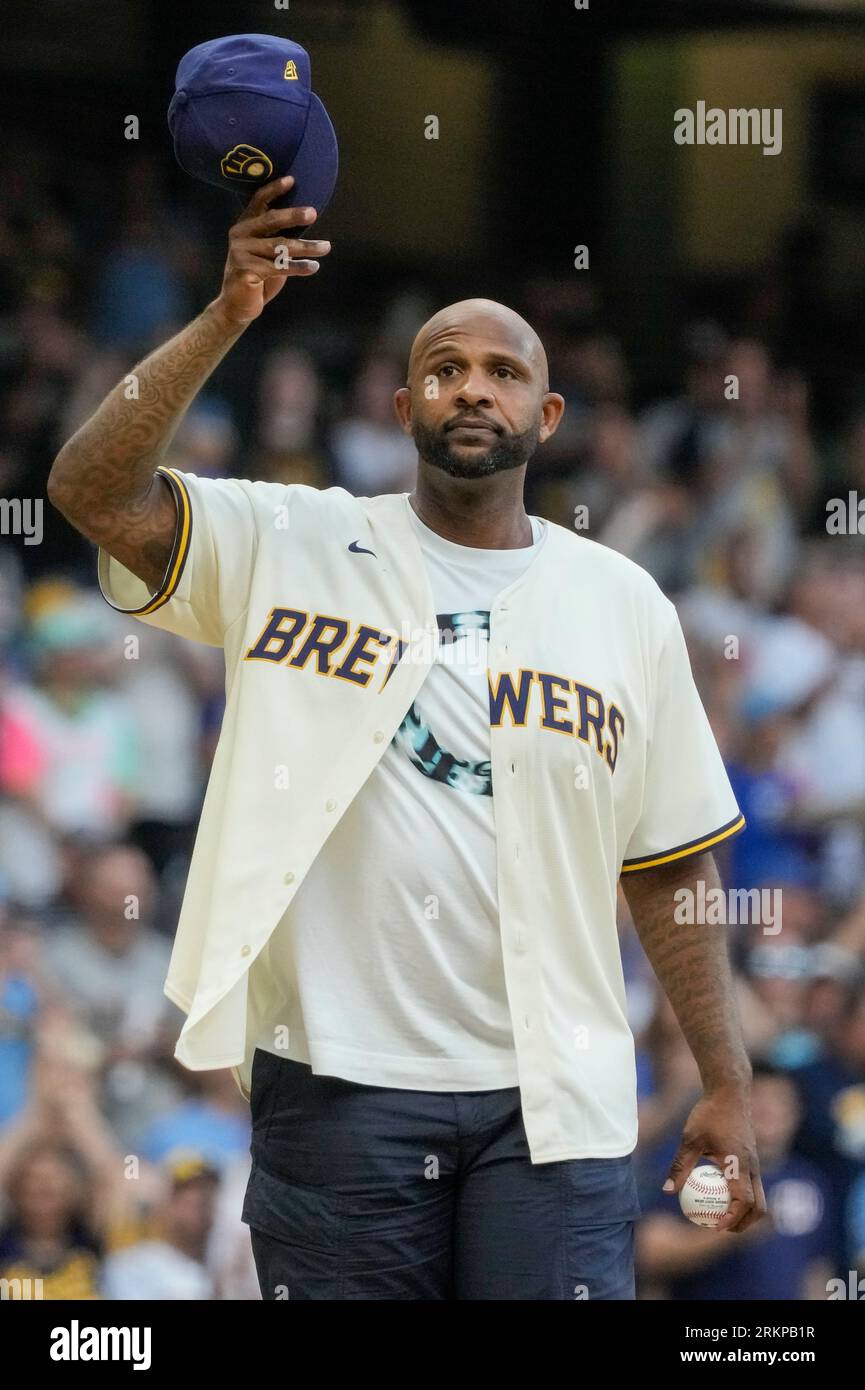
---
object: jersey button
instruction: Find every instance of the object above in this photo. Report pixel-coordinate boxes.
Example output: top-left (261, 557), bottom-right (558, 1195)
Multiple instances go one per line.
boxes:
top-left (283, 871), bottom-right (295, 885)
top-left (325, 798), bottom-right (337, 811)
top-left (240, 945), bottom-right (251, 958)
top-left (373, 730), bottom-right (385, 743)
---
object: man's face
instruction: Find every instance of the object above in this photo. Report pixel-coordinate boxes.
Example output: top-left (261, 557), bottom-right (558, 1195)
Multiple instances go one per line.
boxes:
top-left (395, 313), bottom-right (559, 480)
top-left (81, 849), bottom-right (154, 952)
top-left (168, 1178), bottom-right (218, 1243)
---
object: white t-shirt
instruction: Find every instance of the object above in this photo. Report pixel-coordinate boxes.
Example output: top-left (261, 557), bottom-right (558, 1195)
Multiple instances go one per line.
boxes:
top-left (256, 506), bottom-right (548, 1089)
top-left (101, 1240), bottom-right (214, 1300)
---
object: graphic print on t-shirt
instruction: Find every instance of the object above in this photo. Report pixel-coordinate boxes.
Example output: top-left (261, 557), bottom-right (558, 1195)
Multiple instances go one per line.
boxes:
top-left (392, 610), bottom-right (493, 797)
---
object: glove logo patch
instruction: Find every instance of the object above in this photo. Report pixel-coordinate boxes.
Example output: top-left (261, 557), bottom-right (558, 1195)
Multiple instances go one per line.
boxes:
top-left (220, 144), bottom-right (273, 181)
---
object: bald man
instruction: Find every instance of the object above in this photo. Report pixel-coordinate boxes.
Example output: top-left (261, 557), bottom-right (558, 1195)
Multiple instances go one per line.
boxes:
top-left (50, 178), bottom-right (763, 1301)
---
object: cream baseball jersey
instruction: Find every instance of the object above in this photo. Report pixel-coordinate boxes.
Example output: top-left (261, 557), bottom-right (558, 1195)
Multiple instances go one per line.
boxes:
top-left (97, 467), bottom-right (744, 1163)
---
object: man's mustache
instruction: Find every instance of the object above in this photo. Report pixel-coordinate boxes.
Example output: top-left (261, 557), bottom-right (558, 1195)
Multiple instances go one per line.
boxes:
top-left (445, 416), bottom-right (502, 433)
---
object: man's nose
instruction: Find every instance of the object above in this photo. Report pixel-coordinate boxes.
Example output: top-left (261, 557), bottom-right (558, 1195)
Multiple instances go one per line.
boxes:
top-left (455, 370), bottom-right (493, 406)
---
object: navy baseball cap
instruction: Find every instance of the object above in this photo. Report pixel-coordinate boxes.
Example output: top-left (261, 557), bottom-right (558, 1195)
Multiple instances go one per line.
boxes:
top-left (168, 34), bottom-right (338, 215)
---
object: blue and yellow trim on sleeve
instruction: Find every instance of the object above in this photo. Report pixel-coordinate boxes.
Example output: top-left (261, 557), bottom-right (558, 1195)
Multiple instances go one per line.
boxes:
top-left (620, 812), bottom-right (746, 874)
top-left (119, 466), bottom-right (193, 616)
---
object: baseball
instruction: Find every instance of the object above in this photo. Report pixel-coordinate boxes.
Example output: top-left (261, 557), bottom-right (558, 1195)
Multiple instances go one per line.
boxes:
top-left (679, 1163), bottom-right (731, 1228)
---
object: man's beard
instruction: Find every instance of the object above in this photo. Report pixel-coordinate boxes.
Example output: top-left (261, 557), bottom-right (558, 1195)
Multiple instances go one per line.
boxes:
top-left (412, 418), bottom-right (540, 479)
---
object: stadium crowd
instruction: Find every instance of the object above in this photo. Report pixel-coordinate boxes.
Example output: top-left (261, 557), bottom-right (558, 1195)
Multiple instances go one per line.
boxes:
top-left (1, 140), bottom-right (865, 1299)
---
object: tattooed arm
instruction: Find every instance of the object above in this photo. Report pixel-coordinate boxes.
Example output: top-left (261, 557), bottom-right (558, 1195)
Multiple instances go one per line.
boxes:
top-left (623, 852), bottom-right (750, 1091)
top-left (48, 306), bottom-right (244, 589)
top-left (47, 174), bottom-right (331, 590)
top-left (622, 851), bottom-right (767, 1232)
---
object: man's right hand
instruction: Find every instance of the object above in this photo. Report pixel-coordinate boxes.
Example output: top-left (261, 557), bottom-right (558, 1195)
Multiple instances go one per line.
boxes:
top-left (213, 173), bottom-right (332, 328)
top-left (49, 171), bottom-right (331, 589)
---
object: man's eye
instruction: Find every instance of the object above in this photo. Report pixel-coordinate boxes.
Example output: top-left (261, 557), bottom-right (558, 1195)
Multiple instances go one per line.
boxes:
top-left (494, 366), bottom-right (515, 379)
top-left (439, 364), bottom-right (459, 377)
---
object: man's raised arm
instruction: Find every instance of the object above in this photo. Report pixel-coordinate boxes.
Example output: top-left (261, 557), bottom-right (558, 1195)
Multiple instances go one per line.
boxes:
top-left (47, 174), bottom-right (331, 590)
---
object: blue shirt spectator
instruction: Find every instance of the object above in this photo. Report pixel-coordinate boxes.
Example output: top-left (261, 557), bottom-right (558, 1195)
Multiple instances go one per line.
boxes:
top-left (135, 1098), bottom-right (250, 1172)
top-left (0, 974), bottom-right (38, 1124)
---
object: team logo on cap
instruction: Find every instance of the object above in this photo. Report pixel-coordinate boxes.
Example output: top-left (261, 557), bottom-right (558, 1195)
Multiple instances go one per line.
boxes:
top-left (220, 144), bottom-right (273, 181)
top-left (284, 61), bottom-right (299, 80)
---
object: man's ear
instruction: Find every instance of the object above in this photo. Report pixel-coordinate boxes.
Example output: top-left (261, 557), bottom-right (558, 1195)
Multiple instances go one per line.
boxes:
top-left (538, 392), bottom-right (566, 445)
top-left (393, 386), bottom-right (412, 434)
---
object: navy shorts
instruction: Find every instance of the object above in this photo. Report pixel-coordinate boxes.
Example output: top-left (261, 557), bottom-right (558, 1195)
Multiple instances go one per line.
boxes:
top-left (241, 1049), bottom-right (641, 1301)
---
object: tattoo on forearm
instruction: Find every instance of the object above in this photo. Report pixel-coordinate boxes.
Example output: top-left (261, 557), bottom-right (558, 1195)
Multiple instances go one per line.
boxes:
top-left (623, 853), bottom-right (750, 1089)
top-left (48, 306), bottom-right (243, 590)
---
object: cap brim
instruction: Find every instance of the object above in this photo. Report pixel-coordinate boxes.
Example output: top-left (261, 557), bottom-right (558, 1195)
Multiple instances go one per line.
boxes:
top-left (272, 92), bottom-right (338, 218)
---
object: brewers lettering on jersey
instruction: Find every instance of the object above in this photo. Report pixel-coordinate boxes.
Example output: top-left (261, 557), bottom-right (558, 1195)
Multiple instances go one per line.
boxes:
top-left (48, 172), bottom-right (766, 1301)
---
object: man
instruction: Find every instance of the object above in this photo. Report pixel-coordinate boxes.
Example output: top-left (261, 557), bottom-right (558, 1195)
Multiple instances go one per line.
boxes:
top-left (101, 1153), bottom-right (219, 1301)
top-left (41, 841), bottom-right (183, 1149)
top-left (48, 175), bottom-right (765, 1300)
top-left (790, 983), bottom-right (865, 1275)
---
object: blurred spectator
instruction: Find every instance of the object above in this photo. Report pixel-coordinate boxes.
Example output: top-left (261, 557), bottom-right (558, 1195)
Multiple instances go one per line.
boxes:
top-left (634, 992), bottom-right (703, 1166)
top-left (0, 1041), bottom-right (145, 1299)
top-left (2, 588), bottom-right (140, 839)
top-left (42, 843), bottom-right (168, 1039)
top-left (205, 1152), bottom-right (259, 1301)
top-left (54, 352), bottom-right (129, 454)
top-left (101, 1154), bottom-right (218, 1300)
top-left (330, 352), bottom-right (417, 495)
top-left (41, 843), bottom-right (184, 1147)
top-left (695, 339), bottom-right (815, 605)
top-left (725, 715), bottom-right (820, 896)
top-left (113, 622), bottom-right (220, 883)
top-left (135, 1069), bottom-right (250, 1172)
top-left (0, 907), bottom-right (40, 1125)
top-left (638, 320), bottom-right (730, 485)
top-left (250, 346), bottom-right (329, 487)
top-left (91, 244), bottom-right (184, 354)
top-left (89, 157), bottom-right (190, 354)
top-left (600, 478), bottom-right (697, 595)
top-left (791, 985), bottom-right (865, 1273)
top-left (0, 1140), bottom-right (103, 1298)
top-left (847, 1167), bottom-right (865, 1273)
